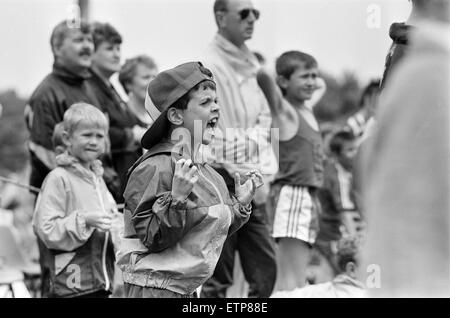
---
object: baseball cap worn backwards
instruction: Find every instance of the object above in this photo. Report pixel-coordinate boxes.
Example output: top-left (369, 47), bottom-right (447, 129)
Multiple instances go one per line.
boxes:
top-left (141, 61), bottom-right (215, 150)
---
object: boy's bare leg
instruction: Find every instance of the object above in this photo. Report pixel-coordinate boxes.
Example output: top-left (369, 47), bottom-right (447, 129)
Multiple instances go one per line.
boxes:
top-left (275, 238), bottom-right (311, 291)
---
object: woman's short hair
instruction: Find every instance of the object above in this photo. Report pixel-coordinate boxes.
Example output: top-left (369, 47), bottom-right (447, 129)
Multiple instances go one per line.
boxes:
top-left (91, 22), bottom-right (122, 50)
top-left (119, 55), bottom-right (157, 94)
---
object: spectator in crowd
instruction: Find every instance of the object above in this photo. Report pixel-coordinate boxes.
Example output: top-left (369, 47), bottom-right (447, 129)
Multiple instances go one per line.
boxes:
top-left (119, 55), bottom-right (158, 128)
top-left (314, 130), bottom-right (362, 283)
top-left (272, 236), bottom-right (365, 298)
top-left (33, 103), bottom-right (117, 298)
top-left (361, 0), bottom-right (450, 297)
top-left (257, 51), bottom-right (325, 291)
top-left (344, 80), bottom-right (380, 140)
top-left (24, 20), bottom-right (100, 191)
top-left (200, 0), bottom-right (278, 298)
top-left (88, 22), bottom-right (146, 201)
top-left (117, 62), bottom-right (259, 298)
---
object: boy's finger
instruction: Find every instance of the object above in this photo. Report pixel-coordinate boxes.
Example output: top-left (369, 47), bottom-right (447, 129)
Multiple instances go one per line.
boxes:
top-left (98, 224), bottom-right (111, 231)
top-left (100, 220), bottom-right (112, 226)
top-left (186, 165), bottom-right (198, 179)
top-left (100, 215), bottom-right (113, 221)
top-left (254, 172), bottom-right (264, 184)
top-left (245, 169), bottom-right (259, 176)
top-left (250, 174), bottom-right (256, 183)
top-left (234, 173), bottom-right (241, 188)
top-left (175, 159), bottom-right (186, 171)
top-left (190, 175), bottom-right (199, 185)
top-left (182, 159), bottom-right (193, 173)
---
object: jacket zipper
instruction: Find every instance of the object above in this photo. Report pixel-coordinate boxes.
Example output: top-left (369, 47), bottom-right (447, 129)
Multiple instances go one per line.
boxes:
top-left (93, 175), bottom-right (111, 292)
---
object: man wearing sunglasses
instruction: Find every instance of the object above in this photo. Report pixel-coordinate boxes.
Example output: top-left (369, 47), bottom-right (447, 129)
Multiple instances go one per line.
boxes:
top-left (201, 0), bottom-right (277, 298)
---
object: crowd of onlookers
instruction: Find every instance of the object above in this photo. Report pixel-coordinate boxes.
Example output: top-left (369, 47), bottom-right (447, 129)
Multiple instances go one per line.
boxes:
top-left (1, 0), bottom-right (449, 298)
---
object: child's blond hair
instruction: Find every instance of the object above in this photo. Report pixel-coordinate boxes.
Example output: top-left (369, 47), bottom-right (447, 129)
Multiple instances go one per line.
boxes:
top-left (63, 103), bottom-right (108, 136)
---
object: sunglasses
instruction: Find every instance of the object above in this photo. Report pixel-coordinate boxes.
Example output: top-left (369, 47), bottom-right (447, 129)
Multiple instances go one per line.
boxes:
top-left (238, 8), bottom-right (260, 20)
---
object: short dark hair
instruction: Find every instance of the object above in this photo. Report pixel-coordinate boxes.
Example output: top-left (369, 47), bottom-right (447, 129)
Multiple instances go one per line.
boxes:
top-left (50, 20), bottom-right (91, 56)
top-left (91, 22), bottom-right (122, 50)
top-left (171, 65), bottom-right (216, 110)
top-left (119, 55), bottom-right (157, 94)
top-left (214, 0), bottom-right (228, 13)
top-left (213, 0), bottom-right (229, 26)
top-left (276, 50), bottom-right (318, 79)
top-left (329, 130), bottom-right (356, 155)
top-left (337, 236), bottom-right (360, 273)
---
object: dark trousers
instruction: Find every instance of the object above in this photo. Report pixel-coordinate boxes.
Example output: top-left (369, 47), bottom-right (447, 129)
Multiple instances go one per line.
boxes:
top-left (200, 168), bottom-right (277, 298)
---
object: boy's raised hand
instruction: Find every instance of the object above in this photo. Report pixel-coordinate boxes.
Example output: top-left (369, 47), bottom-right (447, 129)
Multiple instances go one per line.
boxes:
top-left (234, 170), bottom-right (264, 206)
top-left (84, 211), bottom-right (113, 231)
top-left (171, 159), bottom-right (198, 202)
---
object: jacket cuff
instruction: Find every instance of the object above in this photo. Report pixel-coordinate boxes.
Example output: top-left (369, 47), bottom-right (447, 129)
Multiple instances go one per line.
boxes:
top-left (239, 203), bottom-right (252, 215)
top-left (154, 192), bottom-right (188, 212)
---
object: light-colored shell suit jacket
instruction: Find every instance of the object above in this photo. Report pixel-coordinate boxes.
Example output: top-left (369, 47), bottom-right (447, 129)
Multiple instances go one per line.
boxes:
top-left (116, 141), bottom-right (251, 295)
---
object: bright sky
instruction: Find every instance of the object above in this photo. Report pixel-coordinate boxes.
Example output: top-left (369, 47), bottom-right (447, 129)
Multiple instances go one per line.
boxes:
top-left (0, 0), bottom-right (411, 97)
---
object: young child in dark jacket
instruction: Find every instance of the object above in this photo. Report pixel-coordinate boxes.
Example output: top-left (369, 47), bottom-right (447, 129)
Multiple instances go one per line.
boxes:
top-left (117, 62), bottom-right (262, 298)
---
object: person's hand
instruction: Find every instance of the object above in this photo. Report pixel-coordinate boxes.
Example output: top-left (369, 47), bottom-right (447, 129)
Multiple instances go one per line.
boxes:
top-left (234, 170), bottom-right (263, 206)
top-left (84, 211), bottom-right (113, 231)
top-left (171, 159), bottom-right (198, 202)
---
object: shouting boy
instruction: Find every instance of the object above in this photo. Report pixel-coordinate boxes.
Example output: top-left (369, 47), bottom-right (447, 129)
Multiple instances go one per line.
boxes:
top-left (117, 62), bottom-right (262, 298)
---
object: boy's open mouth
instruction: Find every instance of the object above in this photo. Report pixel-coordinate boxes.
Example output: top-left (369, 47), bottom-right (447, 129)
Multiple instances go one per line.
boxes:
top-left (206, 117), bottom-right (218, 129)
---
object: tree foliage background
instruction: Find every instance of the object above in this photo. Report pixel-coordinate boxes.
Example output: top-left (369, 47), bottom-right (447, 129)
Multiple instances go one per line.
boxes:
top-left (0, 90), bottom-right (29, 175)
top-left (314, 70), bottom-right (362, 125)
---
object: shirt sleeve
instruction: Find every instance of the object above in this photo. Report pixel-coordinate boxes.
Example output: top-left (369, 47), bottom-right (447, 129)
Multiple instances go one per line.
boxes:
top-left (32, 172), bottom-right (94, 251)
top-left (125, 161), bottom-right (204, 252)
top-left (227, 195), bottom-right (251, 235)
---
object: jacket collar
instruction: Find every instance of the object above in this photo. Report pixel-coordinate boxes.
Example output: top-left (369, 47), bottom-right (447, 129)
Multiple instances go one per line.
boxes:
top-left (89, 69), bottom-right (127, 108)
top-left (52, 62), bottom-right (91, 85)
top-left (211, 33), bottom-right (259, 78)
top-left (56, 152), bottom-right (104, 184)
top-left (89, 68), bottom-right (112, 90)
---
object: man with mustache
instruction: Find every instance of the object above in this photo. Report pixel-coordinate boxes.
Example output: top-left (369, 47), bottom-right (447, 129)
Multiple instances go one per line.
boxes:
top-left (200, 0), bottom-right (277, 298)
top-left (25, 20), bottom-right (100, 191)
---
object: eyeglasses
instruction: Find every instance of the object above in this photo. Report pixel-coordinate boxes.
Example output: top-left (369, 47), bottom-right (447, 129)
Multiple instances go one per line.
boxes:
top-left (238, 8), bottom-right (260, 20)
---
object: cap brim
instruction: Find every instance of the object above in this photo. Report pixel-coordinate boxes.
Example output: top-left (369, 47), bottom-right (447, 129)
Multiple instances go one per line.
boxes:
top-left (141, 109), bottom-right (170, 150)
